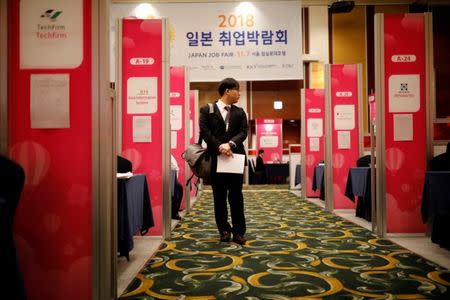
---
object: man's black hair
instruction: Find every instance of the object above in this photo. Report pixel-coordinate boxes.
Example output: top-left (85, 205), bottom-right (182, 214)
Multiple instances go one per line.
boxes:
top-left (218, 78), bottom-right (239, 96)
top-left (258, 149), bottom-right (264, 155)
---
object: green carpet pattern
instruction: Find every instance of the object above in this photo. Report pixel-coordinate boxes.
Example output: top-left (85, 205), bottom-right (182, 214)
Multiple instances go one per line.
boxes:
top-left (120, 188), bottom-right (450, 299)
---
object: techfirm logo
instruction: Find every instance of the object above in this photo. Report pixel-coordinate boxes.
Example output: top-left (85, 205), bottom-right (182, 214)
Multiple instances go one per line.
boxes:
top-left (40, 9), bottom-right (62, 22)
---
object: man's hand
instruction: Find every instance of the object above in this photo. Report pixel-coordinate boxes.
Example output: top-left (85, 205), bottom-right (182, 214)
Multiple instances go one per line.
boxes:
top-left (219, 143), bottom-right (233, 156)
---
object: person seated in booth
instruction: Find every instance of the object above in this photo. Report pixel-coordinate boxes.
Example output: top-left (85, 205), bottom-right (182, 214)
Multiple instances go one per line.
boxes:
top-left (429, 142), bottom-right (450, 171)
top-left (254, 149), bottom-right (267, 184)
top-left (255, 149), bottom-right (266, 172)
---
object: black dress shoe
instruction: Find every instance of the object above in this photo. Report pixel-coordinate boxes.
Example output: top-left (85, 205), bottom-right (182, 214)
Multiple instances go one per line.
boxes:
top-left (220, 231), bottom-right (231, 242)
top-left (232, 234), bottom-right (247, 245)
top-left (171, 213), bottom-right (182, 220)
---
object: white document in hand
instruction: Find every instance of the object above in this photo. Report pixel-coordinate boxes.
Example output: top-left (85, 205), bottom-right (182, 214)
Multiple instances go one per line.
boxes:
top-left (217, 153), bottom-right (245, 174)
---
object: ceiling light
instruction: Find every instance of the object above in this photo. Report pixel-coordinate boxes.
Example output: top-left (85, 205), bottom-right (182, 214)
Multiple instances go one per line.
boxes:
top-left (273, 100), bottom-right (283, 110)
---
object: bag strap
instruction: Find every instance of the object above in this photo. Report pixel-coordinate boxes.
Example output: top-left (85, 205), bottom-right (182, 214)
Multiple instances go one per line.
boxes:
top-left (208, 102), bottom-right (214, 113)
top-left (186, 173), bottom-right (196, 187)
top-left (197, 103), bottom-right (216, 144)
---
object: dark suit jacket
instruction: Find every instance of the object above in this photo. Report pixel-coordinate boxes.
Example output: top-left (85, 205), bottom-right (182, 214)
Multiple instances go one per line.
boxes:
top-left (255, 156), bottom-right (265, 172)
top-left (199, 102), bottom-right (248, 165)
top-left (0, 155), bottom-right (26, 299)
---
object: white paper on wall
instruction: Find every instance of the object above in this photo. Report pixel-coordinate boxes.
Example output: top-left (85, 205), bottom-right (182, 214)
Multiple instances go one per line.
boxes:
top-left (127, 77), bottom-right (158, 114)
top-left (309, 137), bottom-right (320, 152)
top-left (30, 74), bottom-right (70, 128)
top-left (337, 131), bottom-right (351, 149)
top-left (171, 131), bottom-right (177, 149)
top-left (133, 116), bottom-right (151, 142)
top-left (334, 105), bottom-right (355, 130)
top-left (388, 74), bottom-right (420, 113)
top-left (170, 105), bottom-right (182, 130)
top-left (393, 114), bottom-right (413, 141)
top-left (260, 136), bottom-right (278, 148)
top-left (307, 118), bottom-right (323, 137)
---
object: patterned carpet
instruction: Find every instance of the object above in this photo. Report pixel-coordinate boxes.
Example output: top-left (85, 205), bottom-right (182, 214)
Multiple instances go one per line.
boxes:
top-left (120, 186), bottom-right (450, 299)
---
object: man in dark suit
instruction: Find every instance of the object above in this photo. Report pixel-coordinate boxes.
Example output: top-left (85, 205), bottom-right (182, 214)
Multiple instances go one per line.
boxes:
top-left (255, 149), bottom-right (265, 172)
top-left (199, 78), bottom-right (248, 245)
top-left (254, 149), bottom-right (267, 184)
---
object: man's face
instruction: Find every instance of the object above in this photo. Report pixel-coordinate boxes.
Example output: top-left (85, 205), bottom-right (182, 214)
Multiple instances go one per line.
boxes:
top-left (226, 87), bottom-right (240, 104)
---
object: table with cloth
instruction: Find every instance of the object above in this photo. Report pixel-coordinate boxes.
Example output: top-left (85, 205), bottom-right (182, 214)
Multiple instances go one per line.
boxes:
top-left (265, 163), bottom-right (289, 184)
top-left (117, 174), bottom-right (154, 260)
top-left (344, 167), bottom-right (372, 221)
top-left (312, 164), bottom-right (325, 200)
top-left (421, 171), bottom-right (450, 248)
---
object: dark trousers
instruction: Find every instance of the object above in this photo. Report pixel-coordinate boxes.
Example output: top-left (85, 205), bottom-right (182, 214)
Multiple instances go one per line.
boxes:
top-left (172, 180), bottom-right (183, 216)
top-left (211, 172), bottom-right (246, 235)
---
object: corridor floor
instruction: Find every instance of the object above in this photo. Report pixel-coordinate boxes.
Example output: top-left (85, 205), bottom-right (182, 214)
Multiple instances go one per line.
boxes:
top-left (119, 187), bottom-right (450, 299)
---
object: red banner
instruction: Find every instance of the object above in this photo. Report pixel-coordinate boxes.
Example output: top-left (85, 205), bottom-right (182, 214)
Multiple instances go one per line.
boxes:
top-left (304, 89), bottom-right (325, 197)
top-left (121, 19), bottom-right (164, 235)
top-left (9, 0), bottom-right (92, 298)
top-left (330, 64), bottom-right (360, 209)
top-left (383, 14), bottom-right (427, 233)
top-left (170, 66), bottom-right (187, 209)
top-left (256, 118), bottom-right (283, 163)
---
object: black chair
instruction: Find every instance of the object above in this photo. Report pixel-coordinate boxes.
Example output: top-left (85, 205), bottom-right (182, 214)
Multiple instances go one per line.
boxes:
top-left (251, 159), bottom-right (267, 184)
top-left (118, 155), bottom-right (133, 173)
top-left (0, 155), bottom-right (26, 300)
top-left (429, 142), bottom-right (450, 171)
top-left (356, 155), bottom-right (371, 167)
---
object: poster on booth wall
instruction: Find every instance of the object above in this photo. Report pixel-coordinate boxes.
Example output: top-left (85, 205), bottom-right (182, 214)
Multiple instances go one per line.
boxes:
top-left (334, 104), bottom-right (355, 130)
top-left (30, 74), bottom-right (70, 128)
top-left (20, 0), bottom-right (83, 69)
top-left (256, 118), bottom-right (283, 163)
top-left (388, 74), bottom-right (420, 112)
top-left (133, 116), bottom-right (152, 142)
top-left (127, 77), bottom-right (158, 114)
top-left (170, 105), bottom-right (182, 130)
top-left (307, 118), bottom-right (323, 137)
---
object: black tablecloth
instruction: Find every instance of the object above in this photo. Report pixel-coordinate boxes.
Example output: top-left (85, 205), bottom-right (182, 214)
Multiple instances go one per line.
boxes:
top-left (421, 171), bottom-right (450, 248)
top-left (117, 174), bottom-right (154, 260)
top-left (265, 163), bottom-right (289, 184)
top-left (295, 164), bottom-right (301, 186)
top-left (312, 164), bottom-right (325, 200)
top-left (345, 167), bottom-right (371, 221)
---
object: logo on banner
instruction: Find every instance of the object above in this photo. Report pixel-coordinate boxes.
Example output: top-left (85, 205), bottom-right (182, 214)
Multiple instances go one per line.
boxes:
top-left (36, 8), bottom-right (67, 40)
top-left (308, 108), bottom-right (321, 113)
top-left (388, 74), bottom-right (420, 112)
top-left (20, 0), bottom-right (83, 69)
top-left (40, 9), bottom-right (62, 21)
